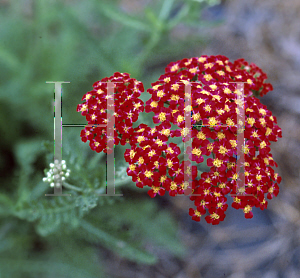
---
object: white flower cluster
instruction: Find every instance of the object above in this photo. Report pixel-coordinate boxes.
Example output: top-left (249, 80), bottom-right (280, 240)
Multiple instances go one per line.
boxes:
top-left (42, 160), bottom-right (71, 188)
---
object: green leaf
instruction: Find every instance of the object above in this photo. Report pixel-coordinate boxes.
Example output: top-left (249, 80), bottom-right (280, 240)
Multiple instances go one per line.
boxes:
top-left (0, 45), bottom-right (21, 71)
top-left (99, 199), bottom-right (187, 257)
top-left (0, 193), bottom-right (14, 217)
top-left (98, 2), bottom-right (151, 32)
top-left (44, 233), bottom-right (106, 278)
top-left (84, 198), bottom-right (186, 263)
top-left (158, 0), bottom-right (175, 21)
top-left (80, 219), bottom-right (157, 265)
top-left (166, 3), bottom-right (191, 31)
top-left (0, 258), bottom-right (103, 278)
top-left (14, 190), bottom-right (100, 237)
top-left (145, 7), bottom-right (163, 31)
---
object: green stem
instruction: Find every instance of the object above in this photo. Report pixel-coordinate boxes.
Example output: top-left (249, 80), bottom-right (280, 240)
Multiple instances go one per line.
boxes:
top-left (63, 182), bottom-right (83, 192)
top-left (135, 30), bottom-right (161, 73)
top-left (114, 176), bottom-right (133, 187)
top-left (159, 0), bottom-right (175, 21)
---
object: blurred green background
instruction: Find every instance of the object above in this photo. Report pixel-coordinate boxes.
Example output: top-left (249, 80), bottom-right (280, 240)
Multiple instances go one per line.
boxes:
top-left (0, 0), bottom-right (222, 277)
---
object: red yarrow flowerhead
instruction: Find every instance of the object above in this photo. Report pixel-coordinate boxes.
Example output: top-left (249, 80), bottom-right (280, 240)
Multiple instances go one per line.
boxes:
top-left (77, 72), bottom-right (144, 154)
top-left (144, 55), bottom-right (282, 224)
top-left (77, 55), bottom-right (282, 226)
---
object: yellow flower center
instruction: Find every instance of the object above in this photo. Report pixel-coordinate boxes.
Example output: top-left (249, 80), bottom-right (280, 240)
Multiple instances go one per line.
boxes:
top-left (247, 117), bottom-right (255, 126)
top-left (181, 127), bottom-right (189, 137)
top-left (197, 131), bottom-right (206, 140)
top-left (205, 178), bottom-right (211, 184)
top-left (204, 74), bottom-right (213, 81)
top-left (204, 189), bottom-right (210, 195)
top-left (130, 150), bottom-right (136, 159)
top-left (204, 105), bottom-right (211, 112)
top-left (81, 104), bottom-right (88, 112)
top-left (150, 101), bottom-right (158, 108)
top-left (145, 170), bottom-right (153, 178)
top-left (259, 118), bottom-right (266, 127)
top-left (161, 129), bottom-right (170, 137)
top-left (217, 109), bottom-right (225, 115)
top-left (137, 136), bottom-right (145, 143)
top-left (171, 64), bottom-right (179, 72)
top-left (129, 164), bottom-right (136, 171)
top-left (211, 212), bottom-right (220, 220)
top-left (166, 147), bottom-right (174, 154)
top-left (194, 210), bottom-right (202, 217)
top-left (213, 158), bottom-right (223, 168)
top-left (218, 183), bottom-right (226, 188)
top-left (217, 132), bottom-right (225, 140)
top-left (158, 112), bottom-right (166, 122)
top-left (259, 108), bottom-right (266, 116)
top-left (177, 115), bottom-right (184, 123)
top-left (152, 186), bottom-right (160, 193)
top-left (234, 197), bottom-right (241, 203)
top-left (170, 182), bottom-right (177, 191)
top-left (260, 141), bottom-right (266, 149)
top-left (192, 148), bottom-right (202, 157)
top-left (214, 192), bottom-right (221, 197)
top-left (192, 112), bottom-right (201, 121)
top-left (207, 143), bottom-right (214, 152)
top-left (208, 117), bottom-right (218, 126)
top-left (189, 67), bottom-right (197, 73)
top-left (265, 128), bottom-right (272, 136)
top-left (171, 84), bottom-right (180, 91)
top-left (219, 146), bottom-right (228, 155)
top-left (209, 84), bottom-right (218, 91)
top-left (160, 175), bottom-right (167, 183)
top-left (223, 88), bottom-right (231, 94)
top-left (138, 157), bottom-right (144, 165)
top-left (170, 94), bottom-right (180, 101)
top-left (167, 159), bottom-right (173, 168)
top-left (243, 205), bottom-right (252, 214)
top-left (196, 98), bottom-right (205, 105)
top-left (226, 118), bottom-right (235, 126)
top-left (148, 150), bottom-right (156, 157)
top-left (252, 131), bottom-right (258, 137)
top-left (157, 90), bottom-right (165, 98)
top-left (155, 139), bottom-right (163, 147)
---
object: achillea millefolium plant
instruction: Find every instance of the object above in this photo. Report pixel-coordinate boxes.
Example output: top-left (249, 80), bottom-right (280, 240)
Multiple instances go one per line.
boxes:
top-left (77, 55), bottom-right (282, 225)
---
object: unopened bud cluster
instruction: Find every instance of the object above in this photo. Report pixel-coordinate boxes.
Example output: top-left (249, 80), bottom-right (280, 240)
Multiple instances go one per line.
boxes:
top-left (43, 160), bottom-right (71, 188)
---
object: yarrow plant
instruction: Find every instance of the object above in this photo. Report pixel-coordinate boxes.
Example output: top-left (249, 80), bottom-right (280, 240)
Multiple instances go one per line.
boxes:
top-left (77, 55), bottom-right (282, 225)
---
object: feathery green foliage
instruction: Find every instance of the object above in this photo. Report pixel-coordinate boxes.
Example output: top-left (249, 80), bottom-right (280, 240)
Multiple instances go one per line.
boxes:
top-left (0, 0), bottom-right (222, 276)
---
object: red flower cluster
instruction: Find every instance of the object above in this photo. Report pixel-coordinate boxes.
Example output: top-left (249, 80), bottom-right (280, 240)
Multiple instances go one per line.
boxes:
top-left (144, 55), bottom-right (282, 224)
top-left (77, 72), bottom-right (144, 154)
top-left (124, 123), bottom-right (198, 198)
top-left (77, 55), bottom-right (282, 225)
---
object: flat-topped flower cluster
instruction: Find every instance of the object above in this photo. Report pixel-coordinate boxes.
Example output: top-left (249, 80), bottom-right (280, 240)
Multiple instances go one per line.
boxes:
top-left (77, 55), bottom-right (282, 225)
